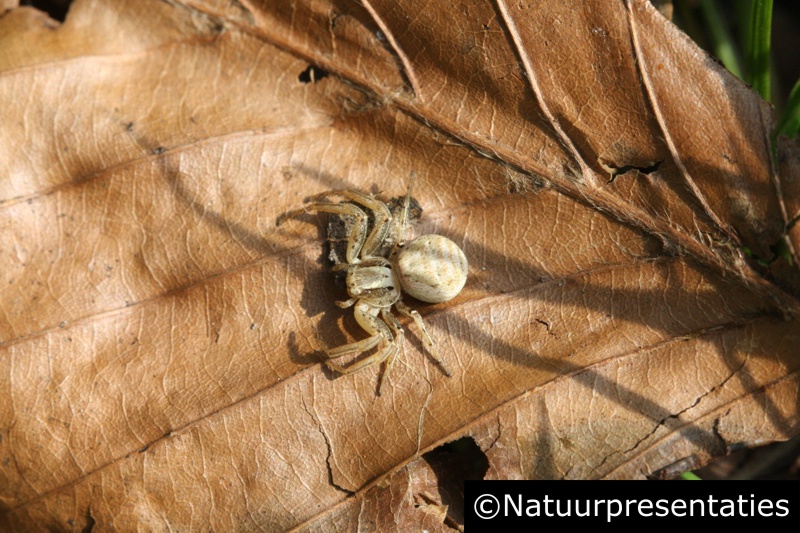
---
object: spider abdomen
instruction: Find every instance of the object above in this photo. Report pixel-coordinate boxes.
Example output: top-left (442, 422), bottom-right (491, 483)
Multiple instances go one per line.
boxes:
top-left (395, 234), bottom-right (468, 303)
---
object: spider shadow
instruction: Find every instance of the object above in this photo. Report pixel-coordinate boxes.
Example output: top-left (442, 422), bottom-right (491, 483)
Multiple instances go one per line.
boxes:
top-left (454, 223), bottom-right (794, 456)
top-left (159, 150), bottom-right (426, 391)
top-left (286, 331), bottom-right (320, 366)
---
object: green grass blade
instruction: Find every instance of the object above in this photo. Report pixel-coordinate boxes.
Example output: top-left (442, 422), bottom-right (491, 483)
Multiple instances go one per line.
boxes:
top-left (775, 78), bottom-right (800, 139)
top-left (745, 0), bottom-right (773, 101)
top-left (680, 471), bottom-right (703, 480)
top-left (699, 0), bottom-right (743, 78)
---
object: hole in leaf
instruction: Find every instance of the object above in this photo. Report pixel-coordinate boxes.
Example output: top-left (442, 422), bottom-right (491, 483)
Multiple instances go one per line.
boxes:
top-left (20, 0), bottom-right (72, 22)
top-left (298, 65), bottom-right (329, 84)
top-left (81, 506), bottom-right (96, 533)
top-left (604, 159), bottom-right (663, 183)
top-left (422, 436), bottom-right (490, 526)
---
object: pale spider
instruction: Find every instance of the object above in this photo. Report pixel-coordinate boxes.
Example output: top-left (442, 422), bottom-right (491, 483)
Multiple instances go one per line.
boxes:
top-left (277, 188), bottom-right (468, 393)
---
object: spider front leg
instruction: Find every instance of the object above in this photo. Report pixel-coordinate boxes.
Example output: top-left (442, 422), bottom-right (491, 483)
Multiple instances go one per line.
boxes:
top-left (277, 200), bottom-right (368, 264)
top-left (395, 300), bottom-right (452, 377)
top-left (317, 190), bottom-right (392, 258)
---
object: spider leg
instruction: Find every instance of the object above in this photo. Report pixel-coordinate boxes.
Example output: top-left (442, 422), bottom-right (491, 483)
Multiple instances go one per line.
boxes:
top-left (378, 308), bottom-right (405, 393)
top-left (395, 300), bottom-right (452, 377)
top-left (321, 302), bottom-right (404, 395)
top-left (315, 327), bottom-right (382, 360)
top-left (316, 190), bottom-right (392, 258)
top-left (396, 178), bottom-right (415, 248)
top-left (325, 343), bottom-right (397, 382)
top-left (355, 257), bottom-right (391, 268)
top-left (335, 297), bottom-right (358, 308)
top-left (277, 201), bottom-right (368, 263)
top-left (318, 302), bottom-right (391, 361)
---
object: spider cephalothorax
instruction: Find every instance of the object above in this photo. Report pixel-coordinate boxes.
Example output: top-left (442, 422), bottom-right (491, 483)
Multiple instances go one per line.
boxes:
top-left (326, 194), bottom-right (422, 271)
top-left (277, 188), bottom-right (468, 394)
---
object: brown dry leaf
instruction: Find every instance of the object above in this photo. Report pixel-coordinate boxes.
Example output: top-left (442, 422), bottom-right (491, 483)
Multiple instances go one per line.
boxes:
top-left (1, 0), bottom-right (799, 530)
